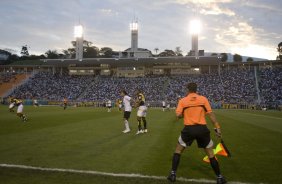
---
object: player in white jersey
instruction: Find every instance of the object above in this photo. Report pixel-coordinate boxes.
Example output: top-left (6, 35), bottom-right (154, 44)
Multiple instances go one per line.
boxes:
top-left (33, 99), bottom-right (39, 107)
top-left (121, 90), bottom-right (132, 133)
top-left (162, 101), bottom-right (166, 111)
top-left (106, 100), bottom-right (112, 112)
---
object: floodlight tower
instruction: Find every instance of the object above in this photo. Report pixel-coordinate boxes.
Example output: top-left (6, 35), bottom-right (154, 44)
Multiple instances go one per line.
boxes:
top-left (130, 20), bottom-right (138, 52)
top-left (74, 25), bottom-right (83, 61)
top-left (190, 19), bottom-right (201, 57)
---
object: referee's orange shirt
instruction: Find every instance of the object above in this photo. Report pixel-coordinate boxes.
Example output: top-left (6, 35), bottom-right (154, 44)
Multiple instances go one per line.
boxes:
top-left (176, 93), bottom-right (212, 126)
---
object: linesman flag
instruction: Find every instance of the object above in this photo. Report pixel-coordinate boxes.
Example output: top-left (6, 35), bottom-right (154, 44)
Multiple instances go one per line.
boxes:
top-left (203, 141), bottom-right (231, 163)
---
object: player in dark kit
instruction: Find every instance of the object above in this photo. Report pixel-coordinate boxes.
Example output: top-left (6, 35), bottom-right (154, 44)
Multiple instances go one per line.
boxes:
top-left (135, 90), bottom-right (148, 134)
top-left (167, 83), bottom-right (226, 184)
top-left (63, 98), bottom-right (68, 110)
top-left (13, 98), bottom-right (28, 122)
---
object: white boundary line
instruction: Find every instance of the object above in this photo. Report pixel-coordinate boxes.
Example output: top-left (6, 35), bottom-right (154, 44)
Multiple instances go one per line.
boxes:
top-left (0, 163), bottom-right (260, 184)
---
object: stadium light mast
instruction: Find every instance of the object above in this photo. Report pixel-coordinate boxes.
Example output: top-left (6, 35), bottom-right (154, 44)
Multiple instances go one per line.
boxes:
top-left (190, 19), bottom-right (201, 58)
top-left (74, 25), bottom-right (83, 61)
top-left (130, 20), bottom-right (138, 52)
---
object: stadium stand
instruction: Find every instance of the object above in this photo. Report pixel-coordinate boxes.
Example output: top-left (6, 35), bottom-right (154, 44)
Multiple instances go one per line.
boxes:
top-left (259, 68), bottom-right (282, 108)
top-left (7, 67), bottom-right (281, 108)
top-left (0, 73), bottom-right (30, 97)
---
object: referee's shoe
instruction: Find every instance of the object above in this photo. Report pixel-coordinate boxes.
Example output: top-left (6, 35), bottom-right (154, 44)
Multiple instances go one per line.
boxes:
top-left (167, 172), bottom-right (176, 182)
top-left (217, 176), bottom-right (227, 184)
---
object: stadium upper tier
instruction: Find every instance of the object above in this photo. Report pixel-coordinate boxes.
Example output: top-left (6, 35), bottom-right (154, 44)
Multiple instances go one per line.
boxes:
top-left (8, 67), bottom-right (282, 106)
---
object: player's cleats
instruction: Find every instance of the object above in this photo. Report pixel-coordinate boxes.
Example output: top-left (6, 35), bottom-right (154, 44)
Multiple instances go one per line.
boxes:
top-left (144, 129), bottom-right (148, 133)
top-left (136, 130), bottom-right (144, 135)
top-left (122, 129), bottom-right (130, 133)
top-left (167, 172), bottom-right (176, 182)
top-left (217, 176), bottom-right (227, 184)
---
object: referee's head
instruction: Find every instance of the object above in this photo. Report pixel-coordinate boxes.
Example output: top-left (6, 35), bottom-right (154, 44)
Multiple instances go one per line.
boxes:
top-left (187, 82), bottom-right (197, 93)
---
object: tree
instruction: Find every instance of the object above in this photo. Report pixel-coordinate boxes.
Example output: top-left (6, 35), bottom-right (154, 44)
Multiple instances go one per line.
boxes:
top-left (277, 42), bottom-right (282, 60)
top-left (100, 47), bottom-right (113, 58)
top-left (45, 50), bottom-right (59, 59)
top-left (84, 46), bottom-right (99, 58)
top-left (220, 53), bottom-right (228, 62)
top-left (247, 57), bottom-right (253, 62)
top-left (158, 49), bottom-right (176, 57)
top-left (71, 40), bottom-right (93, 48)
top-left (65, 48), bottom-right (76, 59)
top-left (20, 45), bottom-right (29, 56)
top-left (154, 48), bottom-right (159, 55)
top-left (175, 47), bottom-right (183, 56)
top-left (233, 53), bottom-right (242, 62)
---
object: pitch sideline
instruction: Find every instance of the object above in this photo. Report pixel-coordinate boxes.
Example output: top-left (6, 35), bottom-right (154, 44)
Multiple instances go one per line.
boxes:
top-left (0, 163), bottom-right (259, 184)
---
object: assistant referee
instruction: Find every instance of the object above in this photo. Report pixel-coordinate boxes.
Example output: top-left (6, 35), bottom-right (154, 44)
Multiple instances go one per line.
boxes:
top-left (167, 83), bottom-right (226, 184)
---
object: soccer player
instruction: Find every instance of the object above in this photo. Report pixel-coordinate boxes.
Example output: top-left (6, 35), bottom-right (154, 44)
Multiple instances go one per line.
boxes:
top-left (63, 97), bottom-right (68, 110)
top-left (106, 100), bottom-right (112, 112)
top-left (167, 83), bottom-right (226, 184)
top-left (121, 90), bottom-right (132, 133)
top-left (33, 99), bottom-right (39, 107)
top-left (13, 98), bottom-right (27, 122)
top-left (135, 89), bottom-right (148, 134)
top-left (166, 102), bottom-right (171, 111)
top-left (9, 96), bottom-right (15, 112)
top-left (162, 100), bottom-right (166, 111)
top-left (117, 99), bottom-right (123, 111)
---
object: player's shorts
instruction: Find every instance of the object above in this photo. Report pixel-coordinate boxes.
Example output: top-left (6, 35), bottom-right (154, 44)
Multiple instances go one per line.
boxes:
top-left (107, 106), bottom-right (112, 108)
top-left (178, 125), bottom-right (213, 148)
top-left (17, 104), bottom-right (24, 114)
top-left (119, 104), bottom-right (122, 108)
top-left (123, 111), bottom-right (131, 119)
top-left (162, 106), bottom-right (166, 108)
top-left (9, 103), bottom-right (15, 109)
top-left (137, 105), bottom-right (147, 117)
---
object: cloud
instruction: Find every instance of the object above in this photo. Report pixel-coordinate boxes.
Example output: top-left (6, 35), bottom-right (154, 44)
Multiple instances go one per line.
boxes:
top-left (0, 0), bottom-right (280, 60)
top-left (215, 21), bottom-right (255, 46)
top-left (171, 0), bottom-right (235, 16)
top-left (243, 0), bottom-right (282, 14)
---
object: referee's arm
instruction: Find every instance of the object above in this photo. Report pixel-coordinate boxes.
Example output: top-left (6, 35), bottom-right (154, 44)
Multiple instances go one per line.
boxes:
top-left (175, 100), bottom-right (184, 119)
top-left (204, 99), bottom-right (222, 137)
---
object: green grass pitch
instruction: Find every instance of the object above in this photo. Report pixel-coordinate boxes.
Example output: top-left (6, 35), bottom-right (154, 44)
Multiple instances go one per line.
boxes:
top-left (0, 105), bottom-right (282, 184)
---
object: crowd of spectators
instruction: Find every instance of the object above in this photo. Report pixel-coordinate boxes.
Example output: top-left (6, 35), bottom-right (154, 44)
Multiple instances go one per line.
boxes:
top-left (78, 76), bottom-right (168, 101)
top-left (10, 72), bottom-right (93, 101)
top-left (259, 68), bottom-right (282, 107)
top-left (0, 72), bottom-right (17, 85)
top-left (8, 67), bottom-right (281, 107)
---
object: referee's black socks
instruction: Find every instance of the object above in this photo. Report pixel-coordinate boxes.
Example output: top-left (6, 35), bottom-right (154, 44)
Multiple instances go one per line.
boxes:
top-left (209, 157), bottom-right (221, 177)
top-left (171, 153), bottom-right (181, 173)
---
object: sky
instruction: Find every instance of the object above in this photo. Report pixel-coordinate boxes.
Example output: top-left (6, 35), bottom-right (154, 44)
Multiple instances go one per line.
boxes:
top-left (0, 0), bottom-right (281, 60)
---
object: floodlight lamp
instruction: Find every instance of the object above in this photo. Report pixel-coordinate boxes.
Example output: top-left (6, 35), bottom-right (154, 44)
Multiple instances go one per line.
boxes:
top-left (130, 22), bottom-right (138, 31)
top-left (74, 25), bottom-right (83, 38)
top-left (190, 19), bottom-right (201, 34)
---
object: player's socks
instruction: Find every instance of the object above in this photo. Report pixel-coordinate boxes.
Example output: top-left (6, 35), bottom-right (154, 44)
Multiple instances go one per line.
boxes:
top-left (124, 120), bottom-right (130, 130)
top-left (209, 157), bottom-right (221, 177)
top-left (142, 117), bottom-right (147, 129)
top-left (138, 120), bottom-right (142, 131)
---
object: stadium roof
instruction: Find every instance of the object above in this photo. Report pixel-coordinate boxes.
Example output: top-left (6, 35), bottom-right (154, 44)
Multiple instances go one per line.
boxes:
top-left (39, 56), bottom-right (220, 67)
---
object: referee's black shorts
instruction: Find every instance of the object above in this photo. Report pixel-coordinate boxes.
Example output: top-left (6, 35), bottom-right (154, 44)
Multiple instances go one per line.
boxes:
top-left (178, 125), bottom-right (213, 148)
top-left (123, 111), bottom-right (131, 120)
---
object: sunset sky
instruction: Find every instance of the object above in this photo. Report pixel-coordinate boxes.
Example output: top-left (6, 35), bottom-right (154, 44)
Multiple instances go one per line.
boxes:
top-left (0, 0), bottom-right (281, 59)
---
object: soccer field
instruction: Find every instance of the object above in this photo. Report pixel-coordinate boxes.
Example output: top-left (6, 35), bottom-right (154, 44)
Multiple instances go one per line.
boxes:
top-left (0, 105), bottom-right (282, 184)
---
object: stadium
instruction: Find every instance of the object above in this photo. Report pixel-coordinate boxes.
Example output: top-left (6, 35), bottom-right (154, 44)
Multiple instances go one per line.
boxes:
top-left (1, 1), bottom-right (282, 184)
